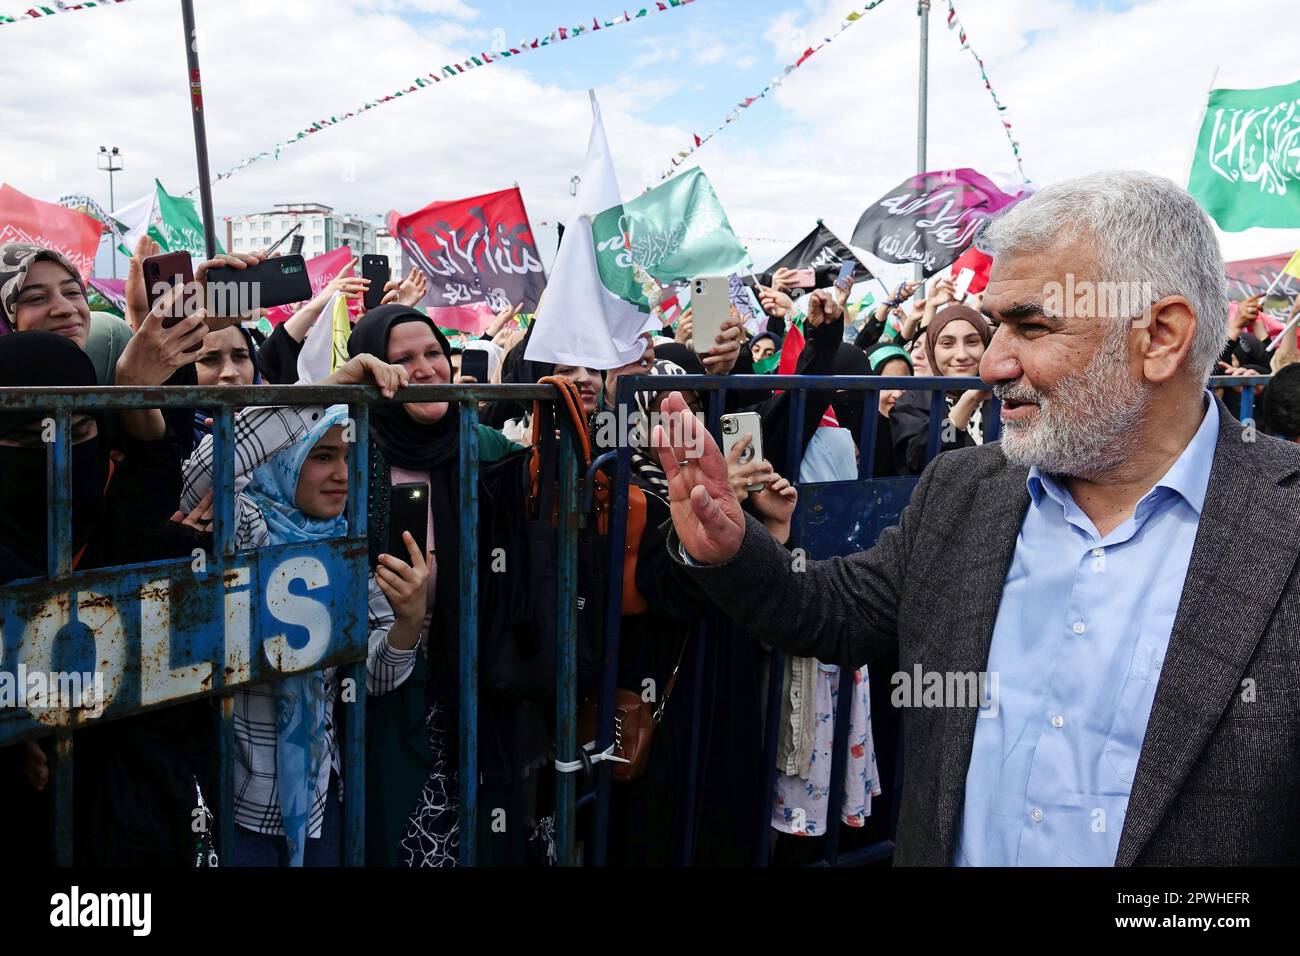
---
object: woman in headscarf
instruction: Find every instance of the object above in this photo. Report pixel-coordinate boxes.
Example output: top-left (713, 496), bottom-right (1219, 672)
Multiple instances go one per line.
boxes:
top-left (482, 321), bottom-right (602, 444)
top-left (190, 324), bottom-right (265, 444)
top-left (0, 330), bottom-right (215, 866)
top-left (176, 350), bottom-right (422, 866)
top-left (861, 341), bottom-right (914, 478)
top-left (344, 304), bottom-right (522, 867)
top-left (1, 240), bottom-right (208, 467)
top-left (890, 303), bottom-right (993, 475)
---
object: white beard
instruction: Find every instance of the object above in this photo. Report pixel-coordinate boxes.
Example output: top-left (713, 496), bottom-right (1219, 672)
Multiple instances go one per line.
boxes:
top-left (995, 329), bottom-right (1150, 479)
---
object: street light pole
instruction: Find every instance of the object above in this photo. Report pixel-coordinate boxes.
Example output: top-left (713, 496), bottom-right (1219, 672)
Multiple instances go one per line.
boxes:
top-left (97, 145), bottom-right (123, 278)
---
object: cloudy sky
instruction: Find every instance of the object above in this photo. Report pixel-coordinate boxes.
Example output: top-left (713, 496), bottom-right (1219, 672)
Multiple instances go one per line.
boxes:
top-left (3, 0), bottom-right (1298, 281)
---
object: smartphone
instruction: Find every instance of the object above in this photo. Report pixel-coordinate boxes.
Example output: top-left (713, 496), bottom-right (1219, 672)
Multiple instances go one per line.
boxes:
top-left (721, 412), bottom-right (765, 492)
top-left (204, 254), bottom-right (312, 317)
top-left (289, 234), bottom-right (305, 256)
top-left (459, 347), bottom-right (489, 383)
top-left (952, 267), bottom-right (976, 302)
top-left (790, 268), bottom-right (816, 289)
top-left (143, 251), bottom-right (195, 322)
top-left (689, 275), bottom-right (729, 355)
top-left (834, 259), bottom-right (856, 292)
top-left (362, 254), bottom-right (390, 311)
top-left (387, 482), bottom-right (429, 560)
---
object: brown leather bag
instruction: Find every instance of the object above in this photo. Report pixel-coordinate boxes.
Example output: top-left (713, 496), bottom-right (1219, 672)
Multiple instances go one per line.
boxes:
top-left (576, 639), bottom-right (687, 783)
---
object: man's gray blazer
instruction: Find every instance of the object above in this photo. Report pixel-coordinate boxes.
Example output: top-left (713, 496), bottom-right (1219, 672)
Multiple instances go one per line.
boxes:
top-left (668, 398), bottom-right (1300, 865)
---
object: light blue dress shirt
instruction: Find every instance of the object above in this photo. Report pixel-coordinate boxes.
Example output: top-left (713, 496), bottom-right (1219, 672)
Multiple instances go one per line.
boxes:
top-left (954, 393), bottom-right (1219, 866)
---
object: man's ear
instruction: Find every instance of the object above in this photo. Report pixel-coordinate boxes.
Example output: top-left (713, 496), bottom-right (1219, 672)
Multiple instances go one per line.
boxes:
top-left (1139, 295), bottom-right (1196, 384)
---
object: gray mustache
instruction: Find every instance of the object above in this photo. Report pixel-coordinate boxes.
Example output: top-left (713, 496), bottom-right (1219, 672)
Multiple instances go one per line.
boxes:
top-left (992, 382), bottom-right (1044, 404)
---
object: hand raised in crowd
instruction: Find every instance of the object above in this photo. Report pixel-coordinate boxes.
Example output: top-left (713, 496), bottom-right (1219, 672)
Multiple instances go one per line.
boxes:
top-left (751, 476), bottom-right (798, 546)
top-left (376, 530), bottom-right (431, 650)
top-left (725, 433), bottom-right (774, 504)
top-left (115, 280), bottom-right (210, 386)
top-left (486, 301), bottom-right (523, 343)
top-left (929, 276), bottom-right (957, 307)
top-left (322, 352), bottom-right (409, 398)
top-left (652, 390), bottom-right (745, 565)
top-left (804, 287), bottom-right (844, 328)
top-left (380, 267), bottom-right (428, 309)
top-left (123, 234), bottom-right (163, 332)
top-left (196, 249), bottom-right (270, 324)
top-left (702, 307), bottom-right (743, 375)
top-left (757, 285), bottom-right (794, 320)
top-left (771, 267), bottom-right (799, 294)
top-left (1230, 295), bottom-right (1262, 339)
top-left (674, 308), bottom-right (694, 347)
top-left (327, 257), bottom-right (369, 302)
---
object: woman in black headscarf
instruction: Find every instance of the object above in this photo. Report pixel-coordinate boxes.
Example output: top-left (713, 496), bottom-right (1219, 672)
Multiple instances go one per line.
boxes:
top-left (347, 305), bottom-right (521, 867)
top-left (860, 342), bottom-right (914, 478)
top-left (0, 331), bottom-right (212, 866)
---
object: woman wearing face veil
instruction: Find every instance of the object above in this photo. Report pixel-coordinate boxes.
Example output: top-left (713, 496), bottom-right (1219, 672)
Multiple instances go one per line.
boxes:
top-left (0, 331), bottom-right (214, 866)
top-left (346, 305), bottom-right (528, 866)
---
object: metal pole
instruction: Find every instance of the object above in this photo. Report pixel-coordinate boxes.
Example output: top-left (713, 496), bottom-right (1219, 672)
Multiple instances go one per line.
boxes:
top-left (914, 0), bottom-right (930, 292)
top-left (180, 0), bottom-right (218, 259)
top-left (107, 170), bottom-right (116, 278)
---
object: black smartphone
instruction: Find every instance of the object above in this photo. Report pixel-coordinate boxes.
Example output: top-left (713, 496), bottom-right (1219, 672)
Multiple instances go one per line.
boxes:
top-left (459, 348), bottom-right (489, 382)
top-left (289, 234), bottom-right (305, 256)
top-left (387, 481), bottom-right (429, 560)
top-left (362, 254), bottom-right (390, 311)
top-left (203, 254), bottom-right (312, 317)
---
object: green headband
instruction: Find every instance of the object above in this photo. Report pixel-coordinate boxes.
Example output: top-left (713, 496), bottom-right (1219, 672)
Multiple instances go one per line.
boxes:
top-left (868, 344), bottom-right (912, 373)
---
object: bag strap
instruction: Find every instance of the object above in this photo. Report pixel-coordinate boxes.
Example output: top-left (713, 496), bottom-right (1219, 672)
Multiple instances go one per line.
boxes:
top-left (651, 635), bottom-right (690, 726)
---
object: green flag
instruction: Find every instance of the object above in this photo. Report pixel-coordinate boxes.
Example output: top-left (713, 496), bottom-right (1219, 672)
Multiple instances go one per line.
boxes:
top-left (592, 167), bottom-right (751, 310)
top-left (112, 179), bottom-right (222, 258)
top-left (1188, 78), bottom-right (1300, 232)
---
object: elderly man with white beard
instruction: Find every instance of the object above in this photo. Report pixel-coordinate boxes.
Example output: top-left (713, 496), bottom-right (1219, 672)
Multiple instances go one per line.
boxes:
top-left (653, 169), bottom-right (1300, 866)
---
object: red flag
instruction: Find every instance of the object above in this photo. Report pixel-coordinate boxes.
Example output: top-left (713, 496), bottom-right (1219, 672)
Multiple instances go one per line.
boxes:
top-left (947, 245), bottom-right (994, 294)
top-left (693, 134), bottom-right (702, 147)
top-left (776, 313), bottom-right (805, 376)
top-left (263, 246), bottom-right (358, 326)
top-left (0, 183), bottom-right (104, 280)
top-left (388, 185), bottom-right (546, 327)
top-left (795, 46), bottom-right (815, 66)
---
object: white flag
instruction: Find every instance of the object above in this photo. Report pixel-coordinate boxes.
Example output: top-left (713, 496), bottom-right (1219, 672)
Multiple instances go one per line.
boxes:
top-left (525, 92), bottom-right (657, 370)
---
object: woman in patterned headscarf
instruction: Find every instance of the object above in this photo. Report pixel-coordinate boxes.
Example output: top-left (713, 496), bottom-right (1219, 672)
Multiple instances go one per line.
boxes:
top-left (0, 243), bottom-right (92, 342)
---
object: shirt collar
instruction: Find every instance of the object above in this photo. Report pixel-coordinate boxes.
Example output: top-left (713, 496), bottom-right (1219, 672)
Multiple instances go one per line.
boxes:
top-left (1026, 391), bottom-right (1219, 517)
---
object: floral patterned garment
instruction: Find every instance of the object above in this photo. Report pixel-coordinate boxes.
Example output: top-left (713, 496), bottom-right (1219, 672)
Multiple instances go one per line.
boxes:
top-left (772, 664), bottom-right (881, 836)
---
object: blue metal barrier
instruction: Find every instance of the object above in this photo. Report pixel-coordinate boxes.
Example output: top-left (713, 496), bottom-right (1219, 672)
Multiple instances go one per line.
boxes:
top-left (0, 381), bottom-right (581, 868)
top-left (588, 371), bottom-right (1267, 867)
top-left (2, 372), bottom-right (1264, 867)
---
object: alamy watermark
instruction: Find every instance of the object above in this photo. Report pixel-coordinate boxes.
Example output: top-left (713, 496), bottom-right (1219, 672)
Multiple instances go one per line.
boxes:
top-left (890, 665), bottom-right (1000, 717)
top-left (1041, 275), bottom-right (1157, 327)
top-left (0, 664), bottom-right (105, 718)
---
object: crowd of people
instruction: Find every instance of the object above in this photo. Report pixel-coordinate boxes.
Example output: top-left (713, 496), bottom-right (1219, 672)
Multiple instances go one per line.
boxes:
top-left (0, 196), bottom-right (1296, 867)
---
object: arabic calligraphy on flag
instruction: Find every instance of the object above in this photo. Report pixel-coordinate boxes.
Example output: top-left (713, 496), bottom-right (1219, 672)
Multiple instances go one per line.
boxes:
top-left (387, 186), bottom-right (546, 325)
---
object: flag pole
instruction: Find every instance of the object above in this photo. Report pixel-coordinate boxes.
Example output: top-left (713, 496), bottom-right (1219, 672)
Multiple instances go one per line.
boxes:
top-left (913, 0), bottom-right (930, 297)
top-left (181, 0), bottom-right (217, 259)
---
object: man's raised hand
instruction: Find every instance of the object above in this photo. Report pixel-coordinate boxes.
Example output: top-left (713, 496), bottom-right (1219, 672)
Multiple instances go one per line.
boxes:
top-left (652, 390), bottom-right (745, 565)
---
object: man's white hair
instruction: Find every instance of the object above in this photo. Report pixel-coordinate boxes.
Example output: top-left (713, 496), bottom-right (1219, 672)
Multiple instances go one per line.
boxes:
top-left (983, 170), bottom-right (1227, 383)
